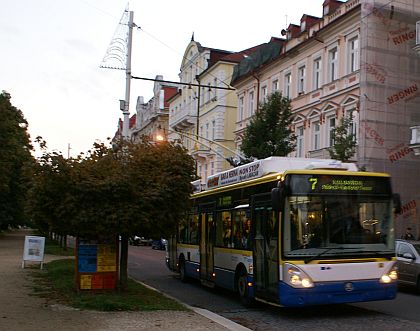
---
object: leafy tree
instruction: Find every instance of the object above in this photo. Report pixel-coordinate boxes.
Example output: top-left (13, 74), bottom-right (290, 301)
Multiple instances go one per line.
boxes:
top-left (0, 91), bottom-right (34, 230)
top-left (26, 138), bottom-right (75, 246)
top-left (240, 92), bottom-right (296, 159)
top-left (328, 114), bottom-right (357, 162)
top-left (27, 137), bottom-right (196, 289)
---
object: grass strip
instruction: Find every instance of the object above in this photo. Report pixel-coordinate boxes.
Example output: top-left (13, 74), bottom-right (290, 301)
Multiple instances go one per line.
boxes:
top-left (31, 259), bottom-right (187, 312)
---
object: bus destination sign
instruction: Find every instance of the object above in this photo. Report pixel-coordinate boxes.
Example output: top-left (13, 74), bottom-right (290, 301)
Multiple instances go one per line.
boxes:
top-left (288, 174), bottom-right (391, 196)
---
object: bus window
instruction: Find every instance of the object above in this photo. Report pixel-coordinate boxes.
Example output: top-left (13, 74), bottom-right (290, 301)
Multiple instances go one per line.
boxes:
top-left (232, 209), bottom-right (251, 249)
top-left (216, 211), bottom-right (232, 247)
top-left (189, 214), bottom-right (199, 244)
top-left (178, 219), bottom-right (187, 244)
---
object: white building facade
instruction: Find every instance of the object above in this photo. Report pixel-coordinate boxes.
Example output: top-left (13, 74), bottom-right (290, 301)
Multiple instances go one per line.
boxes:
top-left (168, 37), bottom-right (246, 184)
top-left (231, 0), bottom-right (420, 238)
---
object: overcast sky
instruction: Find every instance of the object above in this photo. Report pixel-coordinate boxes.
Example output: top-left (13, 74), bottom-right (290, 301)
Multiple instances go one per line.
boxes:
top-left (0, 0), bottom-right (325, 157)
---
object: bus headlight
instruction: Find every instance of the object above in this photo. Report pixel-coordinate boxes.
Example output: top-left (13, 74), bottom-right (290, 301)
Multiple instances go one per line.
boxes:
top-left (380, 264), bottom-right (398, 283)
top-left (284, 264), bottom-right (314, 288)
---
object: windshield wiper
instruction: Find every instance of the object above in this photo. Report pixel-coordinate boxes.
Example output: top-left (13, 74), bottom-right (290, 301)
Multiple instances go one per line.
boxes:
top-left (304, 246), bottom-right (362, 264)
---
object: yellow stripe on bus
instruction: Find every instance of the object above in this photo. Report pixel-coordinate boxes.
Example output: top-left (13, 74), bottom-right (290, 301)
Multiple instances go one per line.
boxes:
top-left (214, 247), bottom-right (253, 256)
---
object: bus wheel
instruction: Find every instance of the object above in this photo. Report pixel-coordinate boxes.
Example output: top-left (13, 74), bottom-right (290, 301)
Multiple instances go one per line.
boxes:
top-left (237, 272), bottom-right (252, 306)
top-left (179, 259), bottom-right (188, 282)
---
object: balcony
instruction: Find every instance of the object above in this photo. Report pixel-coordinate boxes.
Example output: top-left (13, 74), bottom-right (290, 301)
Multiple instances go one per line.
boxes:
top-left (169, 107), bottom-right (197, 130)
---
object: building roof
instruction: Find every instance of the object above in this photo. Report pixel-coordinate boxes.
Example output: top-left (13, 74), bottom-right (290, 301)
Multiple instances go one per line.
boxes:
top-left (230, 37), bottom-right (285, 85)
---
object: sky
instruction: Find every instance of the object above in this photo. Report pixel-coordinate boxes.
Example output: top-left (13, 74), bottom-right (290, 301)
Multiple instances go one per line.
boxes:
top-left (0, 0), bottom-right (325, 157)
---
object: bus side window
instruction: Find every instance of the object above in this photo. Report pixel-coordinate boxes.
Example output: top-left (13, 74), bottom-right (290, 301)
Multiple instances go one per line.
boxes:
top-left (178, 221), bottom-right (187, 244)
top-left (215, 213), bottom-right (224, 246)
top-left (189, 214), bottom-right (199, 244)
top-left (215, 211), bottom-right (232, 247)
top-left (232, 209), bottom-right (251, 249)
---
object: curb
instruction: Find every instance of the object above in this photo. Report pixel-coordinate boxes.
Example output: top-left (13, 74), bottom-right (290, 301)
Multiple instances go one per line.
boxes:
top-left (134, 278), bottom-right (252, 331)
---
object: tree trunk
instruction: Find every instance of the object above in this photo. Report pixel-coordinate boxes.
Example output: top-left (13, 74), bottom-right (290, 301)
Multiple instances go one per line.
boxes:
top-left (119, 235), bottom-right (129, 290)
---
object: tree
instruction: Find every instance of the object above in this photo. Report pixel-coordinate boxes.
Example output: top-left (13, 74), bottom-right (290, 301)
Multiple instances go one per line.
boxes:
top-left (328, 114), bottom-right (357, 162)
top-left (240, 92), bottom-right (296, 159)
top-left (26, 137), bottom-right (196, 289)
top-left (75, 139), bottom-right (196, 288)
top-left (0, 91), bottom-right (34, 230)
top-left (26, 138), bottom-right (75, 246)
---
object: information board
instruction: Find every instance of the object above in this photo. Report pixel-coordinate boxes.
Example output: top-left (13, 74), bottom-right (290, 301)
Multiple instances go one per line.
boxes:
top-left (22, 236), bottom-right (45, 269)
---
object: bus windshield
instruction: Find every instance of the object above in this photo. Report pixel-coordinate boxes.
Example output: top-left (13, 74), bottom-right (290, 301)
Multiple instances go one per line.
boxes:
top-left (283, 194), bottom-right (395, 260)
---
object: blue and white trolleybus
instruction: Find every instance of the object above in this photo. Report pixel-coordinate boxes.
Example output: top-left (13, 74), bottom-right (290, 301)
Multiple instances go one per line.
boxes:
top-left (166, 157), bottom-right (400, 307)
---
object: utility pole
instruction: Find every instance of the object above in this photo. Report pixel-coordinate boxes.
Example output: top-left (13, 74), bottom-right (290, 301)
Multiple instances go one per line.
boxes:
top-left (122, 10), bottom-right (134, 140)
top-left (195, 76), bottom-right (201, 138)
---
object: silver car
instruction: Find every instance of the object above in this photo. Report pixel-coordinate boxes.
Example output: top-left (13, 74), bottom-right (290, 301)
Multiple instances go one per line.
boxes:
top-left (395, 239), bottom-right (420, 293)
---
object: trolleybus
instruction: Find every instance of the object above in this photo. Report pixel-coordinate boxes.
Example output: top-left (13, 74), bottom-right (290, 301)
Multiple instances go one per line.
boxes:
top-left (166, 157), bottom-right (400, 307)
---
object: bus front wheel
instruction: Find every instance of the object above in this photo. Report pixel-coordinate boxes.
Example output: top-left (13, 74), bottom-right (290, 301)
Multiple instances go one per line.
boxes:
top-left (237, 272), bottom-right (252, 306)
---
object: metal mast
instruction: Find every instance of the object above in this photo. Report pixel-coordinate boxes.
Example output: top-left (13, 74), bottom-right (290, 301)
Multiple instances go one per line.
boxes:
top-left (122, 10), bottom-right (134, 140)
top-left (100, 8), bottom-right (135, 140)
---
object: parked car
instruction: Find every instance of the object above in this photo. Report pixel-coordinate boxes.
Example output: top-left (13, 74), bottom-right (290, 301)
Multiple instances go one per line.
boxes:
top-left (129, 236), bottom-right (152, 246)
top-left (152, 238), bottom-right (167, 250)
top-left (395, 239), bottom-right (420, 292)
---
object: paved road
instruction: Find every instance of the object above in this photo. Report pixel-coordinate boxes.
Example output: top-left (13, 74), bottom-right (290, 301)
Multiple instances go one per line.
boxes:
top-left (128, 245), bottom-right (420, 331)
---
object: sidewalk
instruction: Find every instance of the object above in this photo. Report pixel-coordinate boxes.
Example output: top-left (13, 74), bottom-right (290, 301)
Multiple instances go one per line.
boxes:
top-left (0, 229), bottom-right (240, 331)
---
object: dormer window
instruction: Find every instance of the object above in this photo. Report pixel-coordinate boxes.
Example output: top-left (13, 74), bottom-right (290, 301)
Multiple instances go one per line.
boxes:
top-left (323, 5), bottom-right (329, 15)
top-left (287, 30), bottom-right (292, 40)
top-left (301, 20), bottom-right (306, 32)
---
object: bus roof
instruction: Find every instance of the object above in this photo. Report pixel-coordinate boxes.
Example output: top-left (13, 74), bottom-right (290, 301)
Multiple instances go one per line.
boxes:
top-left (200, 157), bottom-right (358, 192)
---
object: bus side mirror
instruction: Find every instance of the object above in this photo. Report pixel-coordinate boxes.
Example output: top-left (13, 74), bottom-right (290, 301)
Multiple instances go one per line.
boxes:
top-left (272, 182), bottom-right (286, 212)
top-left (393, 193), bottom-right (401, 214)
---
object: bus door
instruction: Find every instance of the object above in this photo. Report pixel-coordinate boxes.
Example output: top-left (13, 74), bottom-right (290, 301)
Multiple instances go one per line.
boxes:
top-left (199, 204), bottom-right (215, 284)
top-left (251, 193), bottom-right (279, 301)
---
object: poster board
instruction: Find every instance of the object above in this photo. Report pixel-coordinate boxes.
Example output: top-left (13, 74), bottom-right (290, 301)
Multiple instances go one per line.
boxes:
top-left (22, 235), bottom-right (45, 269)
top-left (76, 238), bottom-right (118, 291)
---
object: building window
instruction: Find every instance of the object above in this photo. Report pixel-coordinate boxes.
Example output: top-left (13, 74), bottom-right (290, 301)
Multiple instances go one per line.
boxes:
top-left (205, 122), bottom-right (209, 139)
top-left (346, 109), bottom-right (358, 141)
top-left (239, 97), bottom-right (244, 121)
top-left (298, 65), bottom-right (306, 95)
top-left (312, 121), bottom-right (321, 150)
top-left (301, 20), bottom-right (306, 32)
top-left (313, 57), bottom-right (322, 90)
top-left (284, 73), bottom-right (291, 99)
top-left (272, 79), bottom-right (279, 92)
top-left (213, 78), bottom-right (218, 99)
top-left (348, 36), bottom-right (359, 73)
top-left (206, 84), bottom-right (211, 102)
top-left (327, 116), bottom-right (336, 147)
top-left (296, 126), bottom-right (304, 157)
top-left (261, 86), bottom-right (268, 102)
top-left (211, 161), bottom-right (214, 175)
top-left (328, 47), bottom-right (338, 82)
top-left (249, 91), bottom-right (255, 116)
top-left (212, 120), bottom-right (216, 140)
